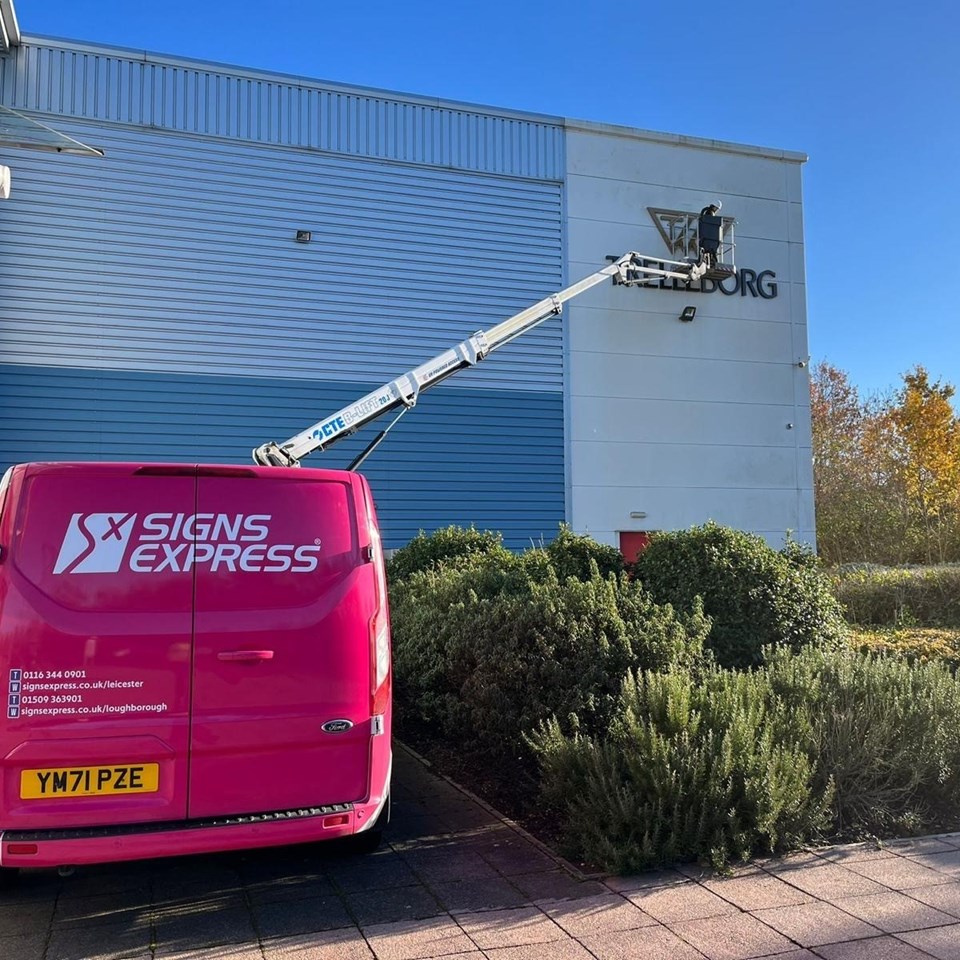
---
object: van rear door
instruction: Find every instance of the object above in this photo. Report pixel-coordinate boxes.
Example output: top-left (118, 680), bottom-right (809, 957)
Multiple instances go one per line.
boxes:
top-left (0, 463), bottom-right (194, 831)
top-left (187, 467), bottom-right (373, 818)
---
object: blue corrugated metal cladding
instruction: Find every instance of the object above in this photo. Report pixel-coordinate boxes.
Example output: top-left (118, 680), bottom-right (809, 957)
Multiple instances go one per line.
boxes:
top-left (0, 39), bottom-right (566, 548)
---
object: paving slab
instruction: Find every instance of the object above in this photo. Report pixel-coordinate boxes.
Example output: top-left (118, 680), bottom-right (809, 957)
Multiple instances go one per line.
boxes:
top-left (704, 872), bottom-right (815, 910)
top-left (510, 869), bottom-right (606, 903)
top-left (841, 856), bottom-right (957, 890)
top-left (627, 882), bottom-right (740, 923)
top-left (263, 928), bottom-right (376, 959)
top-left (253, 895), bottom-right (355, 938)
top-left (541, 892), bottom-right (658, 936)
top-left (457, 906), bottom-right (566, 949)
top-left (897, 924), bottom-right (960, 960)
top-left (765, 863), bottom-right (887, 900)
top-left (832, 890), bottom-right (955, 933)
top-left (0, 898), bottom-right (56, 936)
top-left (347, 885), bottom-right (445, 926)
top-left (580, 923), bottom-right (707, 959)
top-left (668, 912), bottom-right (795, 960)
top-left (812, 936), bottom-right (938, 959)
top-left (0, 937), bottom-right (51, 960)
top-left (902, 850), bottom-right (960, 878)
top-left (485, 943), bottom-right (594, 960)
top-left (760, 953), bottom-right (821, 960)
top-left (156, 948), bottom-right (264, 960)
top-left (362, 915), bottom-right (475, 959)
top-left (602, 868), bottom-right (689, 893)
top-left (816, 844), bottom-right (897, 865)
top-left (7, 742), bottom-right (960, 960)
top-left (430, 877), bottom-right (530, 914)
top-left (751, 902), bottom-right (882, 948)
top-left (903, 881), bottom-right (960, 918)
top-left (887, 837), bottom-right (959, 856)
top-left (47, 921), bottom-right (155, 960)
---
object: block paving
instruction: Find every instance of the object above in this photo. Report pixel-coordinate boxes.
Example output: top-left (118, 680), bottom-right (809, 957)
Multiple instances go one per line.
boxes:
top-left (2, 744), bottom-right (960, 959)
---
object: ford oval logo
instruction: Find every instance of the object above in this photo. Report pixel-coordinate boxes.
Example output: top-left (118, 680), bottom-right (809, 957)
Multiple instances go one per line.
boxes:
top-left (322, 719), bottom-right (353, 734)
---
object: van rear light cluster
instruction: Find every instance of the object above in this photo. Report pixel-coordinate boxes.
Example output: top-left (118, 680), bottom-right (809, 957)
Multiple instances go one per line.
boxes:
top-left (364, 490), bottom-right (391, 718)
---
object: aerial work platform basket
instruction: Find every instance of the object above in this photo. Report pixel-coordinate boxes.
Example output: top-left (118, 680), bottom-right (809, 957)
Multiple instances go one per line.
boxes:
top-left (642, 205), bottom-right (737, 283)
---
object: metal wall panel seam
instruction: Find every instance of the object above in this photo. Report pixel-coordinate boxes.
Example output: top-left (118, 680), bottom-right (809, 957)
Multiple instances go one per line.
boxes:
top-left (0, 121), bottom-right (564, 389)
top-left (0, 364), bottom-right (566, 548)
top-left (1, 39), bottom-right (564, 181)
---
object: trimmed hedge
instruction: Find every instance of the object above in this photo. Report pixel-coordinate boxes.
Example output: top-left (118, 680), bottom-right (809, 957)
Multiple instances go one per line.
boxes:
top-left (831, 565), bottom-right (960, 627)
top-left (633, 523), bottom-right (846, 668)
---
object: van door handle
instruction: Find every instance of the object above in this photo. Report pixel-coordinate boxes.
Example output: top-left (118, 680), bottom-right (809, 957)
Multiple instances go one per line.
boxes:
top-left (217, 650), bottom-right (275, 662)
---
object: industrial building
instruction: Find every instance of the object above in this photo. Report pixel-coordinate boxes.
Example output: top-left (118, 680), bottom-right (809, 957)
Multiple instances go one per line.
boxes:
top-left (0, 2), bottom-right (813, 552)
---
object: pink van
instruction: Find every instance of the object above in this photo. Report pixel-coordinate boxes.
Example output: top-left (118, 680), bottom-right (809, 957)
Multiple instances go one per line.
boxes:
top-left (0, 461), bottom-right (392, 878)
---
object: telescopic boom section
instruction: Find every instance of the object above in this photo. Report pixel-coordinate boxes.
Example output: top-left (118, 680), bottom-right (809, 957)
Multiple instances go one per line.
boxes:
top-left (252, 250), bottom-right (716, 468)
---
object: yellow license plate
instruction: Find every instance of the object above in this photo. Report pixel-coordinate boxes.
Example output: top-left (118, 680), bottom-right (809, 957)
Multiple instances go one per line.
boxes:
top-left (20, 764), bottom-right (159, 799)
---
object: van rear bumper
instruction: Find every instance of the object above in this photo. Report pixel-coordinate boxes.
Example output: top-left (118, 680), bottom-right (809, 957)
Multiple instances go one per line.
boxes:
top-left (0, 797), bottom-right (383, 868)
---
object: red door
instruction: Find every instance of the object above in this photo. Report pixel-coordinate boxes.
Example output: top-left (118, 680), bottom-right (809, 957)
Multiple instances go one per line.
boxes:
top-left (0, 463), bottom-right (194, 831)
top-left (188, 469), bottom-right (374, 818)
top-left (619, 531), bottom-right (651, 564)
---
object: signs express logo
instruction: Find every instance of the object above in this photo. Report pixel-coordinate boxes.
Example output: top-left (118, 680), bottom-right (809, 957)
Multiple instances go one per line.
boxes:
top-left (54, 513), bottom-right (137, 574)
top-left (53, 512), bottom-right (321, 575)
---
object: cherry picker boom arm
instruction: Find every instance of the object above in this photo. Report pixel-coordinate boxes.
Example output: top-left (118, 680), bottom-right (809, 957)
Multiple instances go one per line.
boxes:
top-left (252, 250), bottom-right (717, 469)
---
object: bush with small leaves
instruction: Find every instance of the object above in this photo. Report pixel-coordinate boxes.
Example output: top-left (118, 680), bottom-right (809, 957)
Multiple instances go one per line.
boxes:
top-left (530, 665), bottom-right (830, 872)
top-left (387, 525), bottom-right (507, 582)
top-left (545, 525), bottom-right (627, 582)
top-left (633, 522), bottom-right (846, 668)
top-left (766, 644), bottom-right (960, 836)
top-left (830, 564), bottom-right (960, 627)
top-left (390, 553), bottom-right (708, 761)
top-left (532, 643), bottom-right (960, 872)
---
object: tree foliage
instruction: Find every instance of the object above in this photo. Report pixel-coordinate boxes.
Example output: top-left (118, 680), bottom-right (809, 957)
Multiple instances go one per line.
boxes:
top-left (811, 362), bottom-right (960, 564)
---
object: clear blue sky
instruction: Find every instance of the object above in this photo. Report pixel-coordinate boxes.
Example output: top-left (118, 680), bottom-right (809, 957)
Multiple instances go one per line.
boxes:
top-left (17, 0), bottom-right (960, 401)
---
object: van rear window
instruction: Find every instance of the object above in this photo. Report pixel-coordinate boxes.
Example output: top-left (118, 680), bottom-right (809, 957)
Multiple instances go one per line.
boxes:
top-left (191, 475), bottom-right (358, 611)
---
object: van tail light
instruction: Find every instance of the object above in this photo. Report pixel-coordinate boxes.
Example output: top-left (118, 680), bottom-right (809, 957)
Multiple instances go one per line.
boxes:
top-left (365, 493), bottom-right (390, 723)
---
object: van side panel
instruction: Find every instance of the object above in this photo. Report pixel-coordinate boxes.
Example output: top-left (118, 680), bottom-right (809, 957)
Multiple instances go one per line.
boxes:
top-left (0, 463), bottom-right (194, 831)
top-left (188, 472), bottom-right (373, 818)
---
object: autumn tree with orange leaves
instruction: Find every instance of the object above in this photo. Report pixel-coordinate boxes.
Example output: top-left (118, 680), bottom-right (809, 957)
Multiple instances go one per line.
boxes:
top-left (811, 362), bottom-right (960, 564)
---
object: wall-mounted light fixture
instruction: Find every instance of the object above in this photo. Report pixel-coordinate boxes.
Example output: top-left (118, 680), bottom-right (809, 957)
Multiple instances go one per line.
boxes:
top-left (295, 230), bottom-right (312, 243)
top-left (679, 305), bottom-right (696, 322)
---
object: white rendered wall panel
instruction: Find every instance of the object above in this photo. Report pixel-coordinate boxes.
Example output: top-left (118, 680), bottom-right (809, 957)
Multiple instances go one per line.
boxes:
top-left (565, 127), bottom-right (813, 546)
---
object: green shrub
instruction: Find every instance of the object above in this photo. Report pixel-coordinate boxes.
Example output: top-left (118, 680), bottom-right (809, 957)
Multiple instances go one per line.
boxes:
top-left (390, 555), bottom-right (708, 760)
top-left (830, 565), bottom-right (960, 627)
top-left (545, 525), bottom-right (627, 582)
top-left (766, 645), bottom-right (960, 836)
top-left (387, 525), bottom-right (506, 582)
top-left (531, 666), bottom-right (830, 872)
top-left (532, 644), bottom-right (960, 871)
top-left (633, 523), bottom-right (846, 668)
top-left (849, 626), bottom-right (960, 670)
